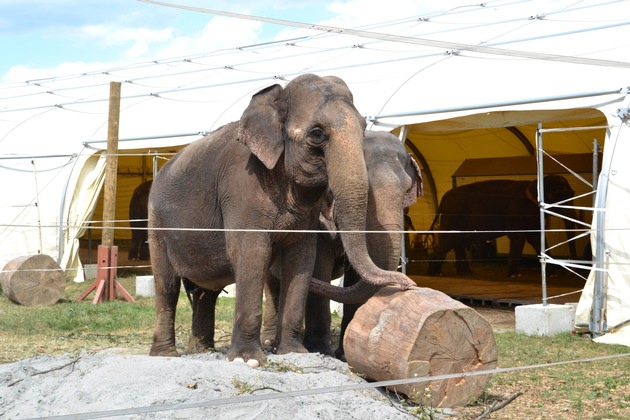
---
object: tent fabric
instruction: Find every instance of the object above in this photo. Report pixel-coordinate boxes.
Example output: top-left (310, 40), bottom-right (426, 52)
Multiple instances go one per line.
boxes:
top-left (575, 118), bottom-right (630, 341)
top-left (59, 153), bottom-right (107, 283)
top-left (0, 1), bottom-right (629, 342)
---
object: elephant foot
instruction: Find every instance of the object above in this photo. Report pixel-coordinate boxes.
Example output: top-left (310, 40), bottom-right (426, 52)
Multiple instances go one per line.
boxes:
top-left (187, 338), bottom-right (214, 354)
top-left (276, 341), bottom-right (308, 355)
top-left (227, 344), bottom-right (266, 368)
top-left (334, 347), bottom-right (347, 362)
top-left (304, 339), bottom-right (334, 357)
top-left (149, 343), bottom-right (180, 357)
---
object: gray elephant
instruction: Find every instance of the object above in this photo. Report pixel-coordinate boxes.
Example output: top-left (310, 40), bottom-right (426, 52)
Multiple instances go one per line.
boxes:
top-left (263, 131), bottom-right (423, 359)
top-left (148, 74), bottom-right (414, 366)
top-left (128, 180), bottom-right (152, 261)
top-left (427, 175), bottom-right (578, 277)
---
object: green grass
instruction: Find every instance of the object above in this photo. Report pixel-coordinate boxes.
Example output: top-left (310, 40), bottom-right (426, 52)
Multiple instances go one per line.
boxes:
top-left (463, 331), bottom-right (630, 418)
top-left (0, 276), bottom-right (235, 363)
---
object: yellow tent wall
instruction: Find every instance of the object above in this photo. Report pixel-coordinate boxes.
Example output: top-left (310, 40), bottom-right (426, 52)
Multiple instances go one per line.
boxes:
top-left (397, 108), bottom-right (608, 254)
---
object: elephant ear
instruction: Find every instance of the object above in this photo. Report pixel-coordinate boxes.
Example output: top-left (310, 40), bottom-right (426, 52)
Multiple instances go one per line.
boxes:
top-left (238, 84), bottom-right (285, 170)
top-left (403, 155), bottom-right (423, 208)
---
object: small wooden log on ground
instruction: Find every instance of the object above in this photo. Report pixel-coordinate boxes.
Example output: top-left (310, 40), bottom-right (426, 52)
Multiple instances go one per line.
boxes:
top-left (344, 286), bottom-right (498, 408)
top-left (0, 254), bottom-right (65, 306)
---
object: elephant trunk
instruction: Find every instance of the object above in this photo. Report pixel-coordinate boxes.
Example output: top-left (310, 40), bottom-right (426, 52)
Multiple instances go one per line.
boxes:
top-left (326, 123), bottom-right (413, 290)
top-left (311, 219), bottom-right (403, 303)
top-left (310, 276), bottom-right (380, 304)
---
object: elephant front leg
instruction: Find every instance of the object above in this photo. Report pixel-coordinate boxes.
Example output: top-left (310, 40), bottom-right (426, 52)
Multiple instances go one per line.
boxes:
top-left (226, 236), bottom-right (268, 366)
top-left (128, 225), bottom-right (140, 260)
top-left (188, 287), bottom-right (221, 353)
top-left (303, 246), bottom-right (337, 356)
top-left (275, 238), bottom-right (317, 355)
top-left (507, 234), bottom-right (527, 277)
top-left (303, 292), bottom-right (333, 356)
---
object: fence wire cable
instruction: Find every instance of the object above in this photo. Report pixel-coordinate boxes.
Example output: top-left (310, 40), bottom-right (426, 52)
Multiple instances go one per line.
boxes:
top-left (31, 352), bottom-right (630, 420)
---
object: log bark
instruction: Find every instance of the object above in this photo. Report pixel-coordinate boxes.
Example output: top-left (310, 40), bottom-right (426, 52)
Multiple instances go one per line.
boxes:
top-left (344, 286), bottom-right (498, 408)
top-left (0, 254), bottom-right (65, 306)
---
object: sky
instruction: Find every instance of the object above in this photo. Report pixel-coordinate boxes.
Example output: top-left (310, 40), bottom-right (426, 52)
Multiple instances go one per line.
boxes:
top-left (0, 0), bottom-right (450, 83)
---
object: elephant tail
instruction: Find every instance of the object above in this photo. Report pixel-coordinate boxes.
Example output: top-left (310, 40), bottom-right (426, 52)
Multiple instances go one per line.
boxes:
top-left (309, 277), bottom-right (381, 304)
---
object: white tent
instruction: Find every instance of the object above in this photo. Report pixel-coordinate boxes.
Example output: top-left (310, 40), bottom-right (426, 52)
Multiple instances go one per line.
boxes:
top-left (1, 1), bottom-right (628, 341)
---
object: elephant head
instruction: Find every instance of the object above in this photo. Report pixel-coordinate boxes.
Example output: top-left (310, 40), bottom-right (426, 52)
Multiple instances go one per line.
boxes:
top-left (308, 131), bottom-right (423, 304)
top-left (238, 75), bottom-right (415, 290)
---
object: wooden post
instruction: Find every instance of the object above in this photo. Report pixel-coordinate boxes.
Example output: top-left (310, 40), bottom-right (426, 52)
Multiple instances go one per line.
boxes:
top-left (77, 82), bottom-right (134, 303)
top-left (102, 81), bottom-right (121, 248)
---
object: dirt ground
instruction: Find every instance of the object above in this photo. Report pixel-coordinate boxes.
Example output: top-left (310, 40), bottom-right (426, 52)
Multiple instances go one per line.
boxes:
top-left (0, 302), bottom-right (516, 420)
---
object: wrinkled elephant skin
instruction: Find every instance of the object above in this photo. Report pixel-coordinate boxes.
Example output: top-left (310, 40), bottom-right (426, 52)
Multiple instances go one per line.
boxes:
top-left (148, 75), bottom-right (411, 367)
top-left (428, 175), bottom-right (577, 277)
top-left (263, 131), bottom-right (423, 359)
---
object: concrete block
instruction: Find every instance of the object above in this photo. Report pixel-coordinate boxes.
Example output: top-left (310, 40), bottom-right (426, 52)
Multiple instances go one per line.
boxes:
top-left (83, 264), bottom-right (97, 281)
top-left (136, 275), bottom-right (155, 297)
top-left (515, 303), bottom-right (576, 336)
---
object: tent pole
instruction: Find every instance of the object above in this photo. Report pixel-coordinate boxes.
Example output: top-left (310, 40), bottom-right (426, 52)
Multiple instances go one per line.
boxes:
top-left (536, 123), bottom-right (548, 305)
top-left (31, 160), bottom-right (43, 254)
top-left (592, 137), bottom-right (606, 337)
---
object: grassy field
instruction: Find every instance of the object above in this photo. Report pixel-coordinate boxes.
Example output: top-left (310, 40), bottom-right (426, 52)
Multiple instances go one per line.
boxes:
top-left (1, 275), bottom-right (629, 418)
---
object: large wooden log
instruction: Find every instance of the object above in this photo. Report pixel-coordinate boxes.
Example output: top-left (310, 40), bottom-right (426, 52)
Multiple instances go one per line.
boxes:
top-left (344, 286), bottom-right (498, 408)
top-left (0, 254), bottom-right (65, 306)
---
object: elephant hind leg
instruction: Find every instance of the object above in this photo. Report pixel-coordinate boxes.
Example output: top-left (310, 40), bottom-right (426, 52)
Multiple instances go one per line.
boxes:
top-left (149, 233), bottom-right (181, 357)
top-left (188, 287), bottom-right (221, 353)
top-left (149, 273), bottom-right (181, 357)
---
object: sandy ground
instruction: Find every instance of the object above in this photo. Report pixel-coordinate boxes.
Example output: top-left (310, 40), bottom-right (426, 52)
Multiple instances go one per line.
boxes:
top-left (0, 350), bottom-right (443, 419)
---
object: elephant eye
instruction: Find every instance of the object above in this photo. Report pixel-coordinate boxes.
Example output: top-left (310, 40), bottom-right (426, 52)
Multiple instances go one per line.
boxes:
top-left (307, 126), bottom-right (327, 145)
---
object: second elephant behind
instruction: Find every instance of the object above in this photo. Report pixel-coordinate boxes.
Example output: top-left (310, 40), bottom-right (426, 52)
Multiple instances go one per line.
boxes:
top-left (427, 175), bottom-right (578, 277)
top-left (263, 130), bottom-right (423, 359)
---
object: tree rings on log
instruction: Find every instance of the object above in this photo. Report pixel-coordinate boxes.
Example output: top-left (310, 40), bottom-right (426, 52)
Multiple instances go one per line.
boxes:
top-left (0, 254), bottom-right (65, 306)
top-left (343, 286), bottom-right (498, 408)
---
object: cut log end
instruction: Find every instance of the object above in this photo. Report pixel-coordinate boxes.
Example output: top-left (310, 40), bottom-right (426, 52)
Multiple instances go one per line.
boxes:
top-left (344, 286), bottom-right (498, 408)
top-left (0, 254), bottom-right (65, 306)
